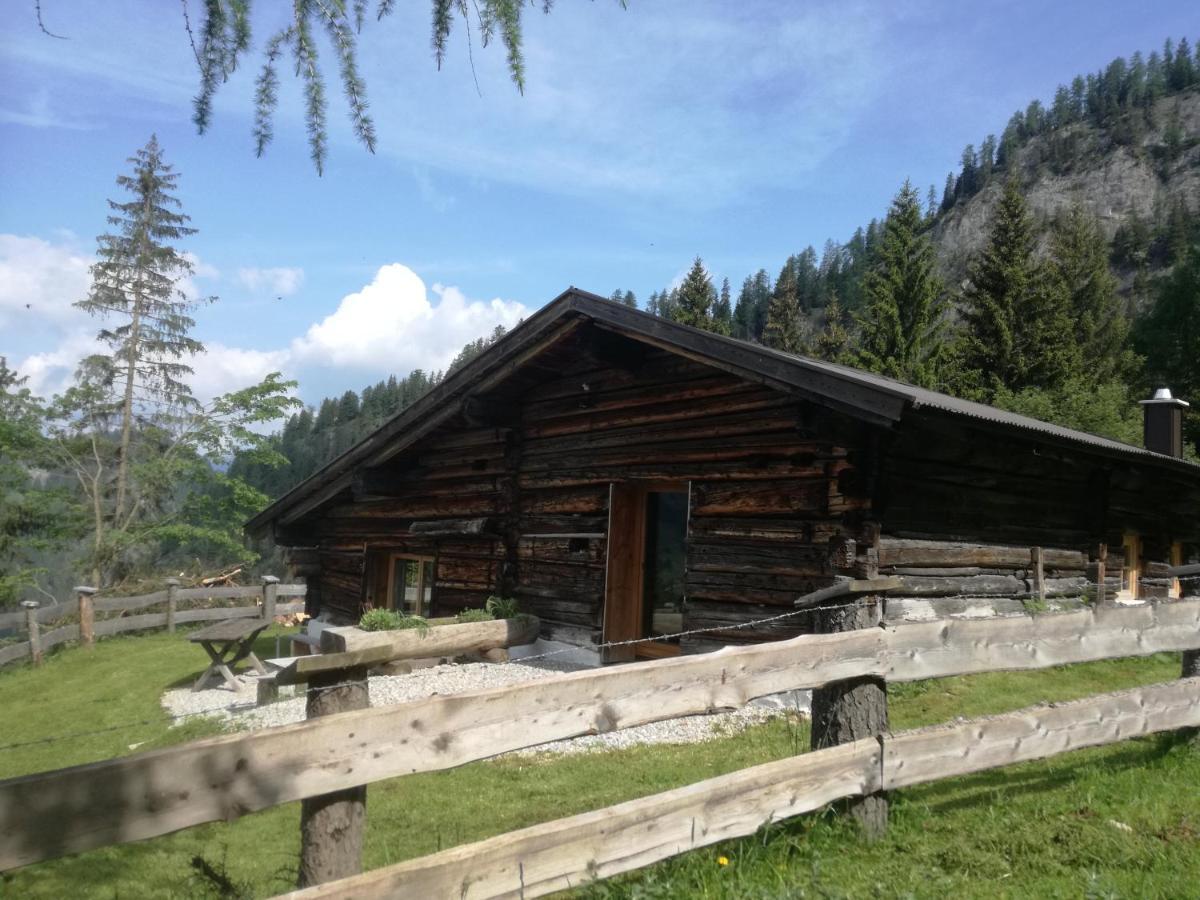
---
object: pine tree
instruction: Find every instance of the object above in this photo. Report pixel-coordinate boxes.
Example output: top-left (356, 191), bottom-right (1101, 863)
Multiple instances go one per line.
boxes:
top-left (855, 181), bottom-right (946, 388)
top-left (712, 277), bottom-right (733, 335)
top-left (1048, 206), bottom-right (1136, 384)
top-left (621, 289), bottom-right (636, 308)
top-left (74, 135), bottom-right (211, 526)
top-left (812, 295), bottom-right (853, 363)
top-left (674, 257), bottom-right (716, 329)
top-left (763, 265), bottom-right (804, 354)
top-left (957, 179), bottom-right (1080, 399)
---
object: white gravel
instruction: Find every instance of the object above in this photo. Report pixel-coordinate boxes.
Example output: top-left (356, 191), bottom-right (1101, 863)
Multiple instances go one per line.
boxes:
top-left (160, 658), bottom-right (808, 756)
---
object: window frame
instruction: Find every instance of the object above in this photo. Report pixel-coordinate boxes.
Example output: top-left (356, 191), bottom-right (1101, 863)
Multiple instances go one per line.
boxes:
top-left (368, 551), bottom-right (436, 617)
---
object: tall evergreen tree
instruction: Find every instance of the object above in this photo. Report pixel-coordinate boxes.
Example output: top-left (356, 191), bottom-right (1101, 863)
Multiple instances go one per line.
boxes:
top-left (712, 277), bottom-right (733, 335)
top-left (621, 289), bottom-right (637, 308)
top-left (74, 136), bottom-right (211, 526)
top-left (957, 179), bottom-right (1080, 399)
top-left (812, 295), bottom-right (853, 364)
top-left (763, 265), bottom-right (804, 353)
top-left (674, 257), bottom-right (716, 329)
top-left (854, 182), bottom-right (946, 388)
top-left (1049, 206), bottom-right (1136, 384)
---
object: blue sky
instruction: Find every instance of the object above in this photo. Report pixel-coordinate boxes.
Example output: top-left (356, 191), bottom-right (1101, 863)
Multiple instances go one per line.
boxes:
top-left (1, 1), bottom-right (1195, 406)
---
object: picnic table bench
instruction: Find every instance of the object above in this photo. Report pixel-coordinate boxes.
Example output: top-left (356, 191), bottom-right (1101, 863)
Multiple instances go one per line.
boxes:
top-left (189, 617), bottom-right (270, 691)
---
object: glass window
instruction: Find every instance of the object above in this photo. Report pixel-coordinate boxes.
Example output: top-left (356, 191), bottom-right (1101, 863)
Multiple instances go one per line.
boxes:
top-left (641, 491), bottom-right (688, 641)
top-left (372, 554), bottom-right (435, 616)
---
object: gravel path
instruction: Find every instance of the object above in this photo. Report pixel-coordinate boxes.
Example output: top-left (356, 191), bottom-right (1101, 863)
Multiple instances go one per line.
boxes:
top-left (160, 659), bottom-right (805, 755)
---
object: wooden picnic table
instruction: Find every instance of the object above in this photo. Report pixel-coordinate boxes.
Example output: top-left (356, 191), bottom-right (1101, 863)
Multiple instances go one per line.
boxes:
top-left (188, 617), bottom-right (270, 691)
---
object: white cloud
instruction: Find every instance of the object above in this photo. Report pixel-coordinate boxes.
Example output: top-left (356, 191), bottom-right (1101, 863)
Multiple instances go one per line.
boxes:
top-left (237, 266), bottom-right (306, 297)
top-left (290, 263), bottom-right (528, 374)
top-left (0, 234), bottom-right (92, 330)
top-left (8, 238), bottom-right (526, 422)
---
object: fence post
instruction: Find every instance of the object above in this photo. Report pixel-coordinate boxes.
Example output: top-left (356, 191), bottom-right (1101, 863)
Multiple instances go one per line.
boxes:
top-left (1094, 543), bottom-right (1108, 608)
top-left (1030, 547), bottom-right (1046, 605)
top-left (262, 575), bottom-right (279, 621)
top-left (809, 539), bottom-right (888, 839)
top-left (21, 601), bottom-right (42, 667)
top-left (165, 578), bottom-right (180, 634)
top-left (298, 667), bottom-right (369, 887)
top-left (76, 587), bottom-right (98, 650)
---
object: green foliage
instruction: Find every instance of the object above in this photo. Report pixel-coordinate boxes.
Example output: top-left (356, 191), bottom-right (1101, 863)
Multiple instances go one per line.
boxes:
top-left (673, 257), bottom-right (716, 330)
top-left (762, 266), bottom-right (805, 354)
top-left (358, 608), bottom-right (430, 634)
top-left (855, 180), bottom-right (947, 388)
top-left (1049, 206), bottom-right (1139, 386)
top-left (810, 295), bottom-right (853, 364)
top-left (358, 608), bottom-right (405, 631)
top-left (1134, 241), bottom-right (1200, 452)
top-left (955, 179), bottom-right (1080, 401)
top-left (991, 378), bottom-right (1145, 446)
top-left (189, 1), bottom-right (628, 173)
top-left (484, 595), bottom-right (521, 620)
top-left (455, 607), bottom-right (496, 624)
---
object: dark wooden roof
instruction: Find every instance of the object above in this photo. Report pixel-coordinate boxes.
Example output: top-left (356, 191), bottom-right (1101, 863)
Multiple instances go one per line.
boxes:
top-left (246, 288), bottom-right (1198, 536)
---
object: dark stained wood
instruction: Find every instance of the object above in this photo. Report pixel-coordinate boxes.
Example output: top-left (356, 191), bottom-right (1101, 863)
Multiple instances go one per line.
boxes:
top-left (602, 483), bottom-right (646, 663)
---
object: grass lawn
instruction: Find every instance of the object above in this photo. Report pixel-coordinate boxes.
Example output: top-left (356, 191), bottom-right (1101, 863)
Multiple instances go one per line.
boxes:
top-left (0, 631), bottom-right (1195, 899)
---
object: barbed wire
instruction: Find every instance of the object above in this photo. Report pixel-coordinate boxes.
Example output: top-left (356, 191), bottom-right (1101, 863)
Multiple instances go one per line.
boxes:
top-left (0, 598), bottom-right (874, 755)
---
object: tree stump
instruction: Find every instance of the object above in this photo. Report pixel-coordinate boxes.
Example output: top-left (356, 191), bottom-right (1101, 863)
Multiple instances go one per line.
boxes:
top-left (297, 667), bottom-right (369, 887)
top-left (809, 596), bottom-right (888, 839)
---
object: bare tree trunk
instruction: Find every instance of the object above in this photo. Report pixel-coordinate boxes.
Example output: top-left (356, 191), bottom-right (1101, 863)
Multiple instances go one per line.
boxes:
top-left (298, 668), bottom-right (369, 887)
top-left (810, 597), bottom-right (888, 839)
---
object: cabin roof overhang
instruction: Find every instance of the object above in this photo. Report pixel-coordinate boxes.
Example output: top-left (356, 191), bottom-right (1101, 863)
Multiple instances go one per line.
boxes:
top-left (246, 288), bottom-right (1200, 537)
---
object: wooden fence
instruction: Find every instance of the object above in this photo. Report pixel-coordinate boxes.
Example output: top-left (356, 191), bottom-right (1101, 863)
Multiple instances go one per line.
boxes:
top-left (0, 578), bottom-right (307, 668)
top-left (0, 596), bottom-right (1196, 893)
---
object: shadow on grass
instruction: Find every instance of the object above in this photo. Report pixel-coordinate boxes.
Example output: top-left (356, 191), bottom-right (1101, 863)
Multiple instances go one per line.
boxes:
top-left (908, 731), bottom-right (1194, 817)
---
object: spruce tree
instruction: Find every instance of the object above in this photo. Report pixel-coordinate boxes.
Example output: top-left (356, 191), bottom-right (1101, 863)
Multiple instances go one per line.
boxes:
top-left (957, 179), bottom-right (1080, 399)
top-left (621, 289), bottom-right (636, 308)
top-left (712, 277), bottom-right (733, 336)
top-left (855, 181), bottom-right (946, 388)
top-left (1049, 206), bottom-right (1136, 384)
top-left (75, 136), bottom-right (211, 525)
top-left (674, 257), bottom-right (716, 329)
top-left (763, 265), bottom-right (804, 354)
top-left (813, 295), bottom-right (853, 363)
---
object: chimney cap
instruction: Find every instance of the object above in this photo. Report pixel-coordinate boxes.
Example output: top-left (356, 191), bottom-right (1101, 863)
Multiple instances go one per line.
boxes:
top-left (1139, 388), bottom-right (1190, 408)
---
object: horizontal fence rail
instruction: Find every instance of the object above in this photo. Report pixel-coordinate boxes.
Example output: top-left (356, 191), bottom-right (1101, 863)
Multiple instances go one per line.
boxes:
top-left (0, 598), bottom-right (1197, 871)
top-left (280, 679), bottom-right (1200, 900)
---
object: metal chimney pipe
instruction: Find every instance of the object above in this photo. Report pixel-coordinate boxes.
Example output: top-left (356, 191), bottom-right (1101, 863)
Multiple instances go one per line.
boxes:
top-left (1138, 388), bottom-right (1189, 458)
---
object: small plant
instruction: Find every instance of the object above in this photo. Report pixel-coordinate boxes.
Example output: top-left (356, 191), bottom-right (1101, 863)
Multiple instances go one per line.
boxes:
top-left (359, 608), bottom-right (405, 631)
top-left (396, 614), bottom-right (431, 636)
top-left (455, 607), bottom-right (495, 623)
top-left (485, 595), bottom-right (521, 620)
top-left (358, 609), bottom-right (430, 634)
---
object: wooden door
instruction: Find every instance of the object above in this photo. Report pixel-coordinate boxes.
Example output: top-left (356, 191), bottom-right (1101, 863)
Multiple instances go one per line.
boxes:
top-left (602, 484), bottom-right (646, 663)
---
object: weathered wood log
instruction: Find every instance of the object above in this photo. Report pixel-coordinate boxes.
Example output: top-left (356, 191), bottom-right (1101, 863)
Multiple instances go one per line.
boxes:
top-left (76, 588), bottom-right (97, 650)
top-left (165, 579), bottom-right (180, 633)
top-left (4, 601), bottom-right (1199, 871)
top-left (279, 680), bottom-right (1200, 900)
top-left (298, 667), bottom-right (369, 888)
top-left (21, 603), bottom-right (41, 667)
top-left (320, 616), bottom-right (541, 658)
top-left (690, 479), bottom-right (829, 516)
top-left (878, 538), bottom-right (1087, 570)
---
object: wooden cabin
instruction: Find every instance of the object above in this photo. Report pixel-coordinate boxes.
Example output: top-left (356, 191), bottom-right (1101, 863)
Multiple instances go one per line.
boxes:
top-left (246, 290), bottom-right (1200, 660)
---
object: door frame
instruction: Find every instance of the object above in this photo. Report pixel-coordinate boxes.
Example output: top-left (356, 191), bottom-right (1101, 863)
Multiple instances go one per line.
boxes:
top-left (601, 480), bottom-right (689, 663)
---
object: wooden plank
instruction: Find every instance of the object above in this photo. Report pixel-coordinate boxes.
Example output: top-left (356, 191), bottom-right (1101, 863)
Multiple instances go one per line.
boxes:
top-left (2, 600), bottom-right (1198, 871)
top-left (175, 586), bottom-right (264, 601)
top-left (878, 538), bottom-right (1087, 570)
top-left (188, 618), bottom-right (269, 643)
top-left (93, 592), bottom-right (168, 614)
top-left (37, 625), bottom-right (79, 652)
top-left (279, 680), bottom-right (1200, 899)
top-left (0, 600), bottom-right (80, 630)
top-left (93, 614), bottom-right (168, 636)
top-left (884, 678), bottom-right (1200, 789)
top-left (0, 642), bottom-right (31, 666)
top-left (283, 740), bottom-right (882, 899)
